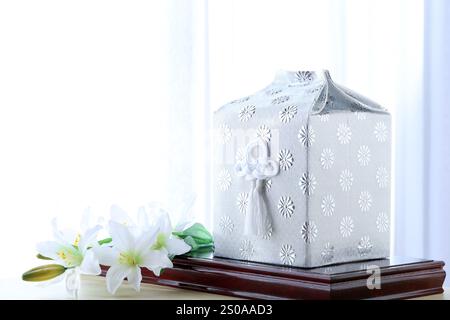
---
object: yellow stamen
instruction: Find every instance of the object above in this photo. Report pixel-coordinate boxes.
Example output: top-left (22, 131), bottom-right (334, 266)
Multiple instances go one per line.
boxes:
top-left (118, 252), bottom-right (141, 266)
top-left (57, 247), bottom-right (82, 267)
top-left (151, 233), bottom-right (166, 251)
top-left (73, 233), bottom-right (81, 247)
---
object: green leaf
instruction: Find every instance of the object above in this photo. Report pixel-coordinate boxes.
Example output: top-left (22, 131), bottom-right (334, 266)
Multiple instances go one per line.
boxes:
top-left (22, 264), bottom-right (66, 282)
top-left (183, 236), bottom-right (200, 251)
top-left (36, 253), bottom-right (52, 260)
top-left (172, 223), bottom-right (213, 245)
top-left (172, 223), bottom-right (214, 258)
top-left (98, 238), bottom-right (112, 246)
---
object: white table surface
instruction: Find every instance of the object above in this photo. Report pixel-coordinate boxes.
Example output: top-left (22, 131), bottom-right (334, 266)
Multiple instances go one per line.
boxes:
top-left (0, 275), bottom-right (237, 300)
top-left (0, 276), bottom-right (447, 300)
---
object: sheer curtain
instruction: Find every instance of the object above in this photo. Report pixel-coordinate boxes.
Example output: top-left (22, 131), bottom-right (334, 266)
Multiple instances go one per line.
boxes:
top-left (0, 0), bottom-right (448, 279)
top-left (0, 0), bottom-right (209, 276)
top-left (423, 0), bottom-right (450, 273)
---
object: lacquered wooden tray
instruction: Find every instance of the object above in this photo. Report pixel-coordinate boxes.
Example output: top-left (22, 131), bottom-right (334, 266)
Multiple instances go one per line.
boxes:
top-left (101, 255), bottom-right (445, 300)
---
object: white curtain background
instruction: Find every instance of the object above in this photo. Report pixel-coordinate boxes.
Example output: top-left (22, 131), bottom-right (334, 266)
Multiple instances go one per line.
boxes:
top-left (0, 0), bottom-right (448, 279)
top-left (0, 0), bottom-right (210, 276)
top-left (423, 0), bottom-right (450, 273)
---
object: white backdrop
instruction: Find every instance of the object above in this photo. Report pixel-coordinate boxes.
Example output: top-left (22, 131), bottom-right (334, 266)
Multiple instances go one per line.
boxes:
top-left (1, 0), bottom-right (448, 280)
top-left (0, 0), bottom-right (210, 275)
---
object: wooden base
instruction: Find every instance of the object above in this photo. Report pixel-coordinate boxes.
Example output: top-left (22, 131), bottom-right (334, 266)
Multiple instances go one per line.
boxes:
top-left (101, 256), bottom-right (445, 300)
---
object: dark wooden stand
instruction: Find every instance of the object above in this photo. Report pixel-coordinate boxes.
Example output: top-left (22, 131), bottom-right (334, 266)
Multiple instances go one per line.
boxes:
top-left (101, 256), bottom-right (445, 300)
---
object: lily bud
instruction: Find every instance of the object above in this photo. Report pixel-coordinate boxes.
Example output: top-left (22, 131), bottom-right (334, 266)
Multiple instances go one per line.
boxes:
top-left (22, 264), bottom-right (66, 282)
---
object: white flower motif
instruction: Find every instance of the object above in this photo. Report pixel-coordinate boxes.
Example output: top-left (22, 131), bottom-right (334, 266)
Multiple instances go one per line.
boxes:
top-left (239, 105), bottom-right (256, 122)
top-left (217, 124), bottom-right (232, 145)
top-left (321, 243), bottom-right (335, 263)
top-left (266, 88), bottom-right (283, 96)
top-left (219, 216), bottom-right (234, 234)
top-left (298, 125), bottom-right (316, 147)
top-left (279, 105), bottom-right (298, 123)
top-left (280, 244), bottom-right (296, 265)
top-left (319, 113), bottom-right (330, 122)
top-left (278, 149), bottom-right (294, 171)
top-left (376, 212), bottom-right (390, 233)
top-left (295, 71), bottom-right (314, 84)
top-left (236, 192), bottom-right (249, 214)
top-left (376, 167), bottom-right (389, 188)
top-left (358, 236), bottom-right (373, 256)
top-left (337, 123), bottom-right (352, 144)
top-left (217, 169), bottom-right (232, 191)
top-left (264, 179), bottom-right (272, 191)
top-left (321, 195), bottom-right (335, 217)
top-left (272, 95), bottom-right (290, 105)
top-left (358, 191), bottom-right (373, 212)
top-left (339, 169), bottom-right (354, 192)
top-left (301, 221), bottom-right (318, 243)
top-left (374, 121), bottom-right (388, 142)
top-left (340, 216), bottom-right (354, 238)
top-left (256, 125), bottom-right (271, 142)
top-left (278, 196), bottom-right (295, 218)
top-left (355, 112), bottom-right (367, 120)
top-left (263, 223), bottom-right (273, 240)
top-left (299, 173), bottom-right (317, 195)
top-left (239, 240), bottom-right (254, 260)
top-left (357, 145), bottom-right (371, 166)
top-left (235, 147), bottom-right (246, 163)
top-left (320, 148), bottom-right (335, 170)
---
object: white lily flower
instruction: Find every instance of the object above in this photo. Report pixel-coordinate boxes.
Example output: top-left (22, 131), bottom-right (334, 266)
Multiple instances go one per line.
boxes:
top-left (148, 212), bottom-right (191, 276)
top-left (135, 202), bottom-right (169, 232)
top-left (36, 218), bottom-right (102, 275)
top-left (95, 221), bottom-right (165, 294)
top-left (110, 204), bottom-right (152, 238)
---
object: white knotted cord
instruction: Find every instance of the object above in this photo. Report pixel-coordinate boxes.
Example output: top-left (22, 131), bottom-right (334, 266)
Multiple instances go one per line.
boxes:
top-left (234, 139), bottom-right (279, 236)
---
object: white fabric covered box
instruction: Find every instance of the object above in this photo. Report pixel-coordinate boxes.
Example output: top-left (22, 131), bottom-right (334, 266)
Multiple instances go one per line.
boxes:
top-left (213, 70), bottom-right (390, 268)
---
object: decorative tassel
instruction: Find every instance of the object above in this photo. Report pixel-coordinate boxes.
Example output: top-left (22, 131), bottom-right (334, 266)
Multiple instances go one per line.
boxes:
top-left (235, 139), bottom-right (279, 237)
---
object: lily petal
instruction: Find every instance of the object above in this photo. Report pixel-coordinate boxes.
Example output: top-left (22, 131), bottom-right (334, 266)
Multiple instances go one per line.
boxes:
top-left (79, 250), bottom-right (101, 275)
top-left (155, 212), bottom-right (173, 235)
top-left (36, 241), bottom-right (65, 265)
top-left (137, 206), bottom-right (150, 230)
top-left (51, 218), bottom-right (76, 246)
top-left (109, 221), bottom-right (134, 252)
top-left (106, 264), bottom-right (131, 295)
top-left (142, 250), bottom-right (173, 276)
top-left (93, 246), bottom-right (118, 266)
top-left (166, 237), bottom-right (191, 256)
top-left (135, 227), bottom-right (158, 255)
top-left (126, 266), bottom-right (142, 292)
top-left (78, 225), bottom-right (102, 253)
top-left (110, 205), bottom-right (134, 226)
